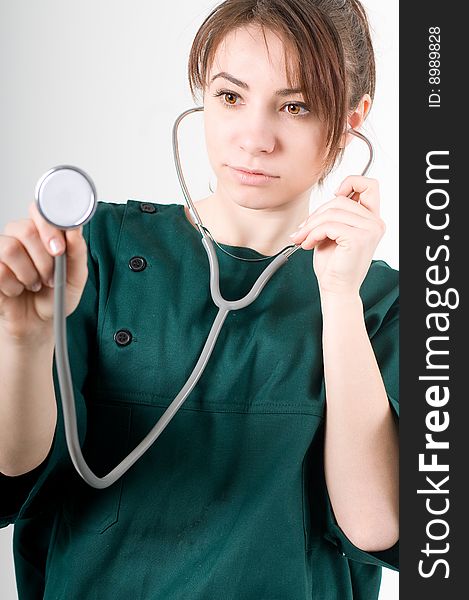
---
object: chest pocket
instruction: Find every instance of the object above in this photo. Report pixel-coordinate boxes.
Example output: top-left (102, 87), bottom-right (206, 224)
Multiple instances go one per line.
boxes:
top-left (62, 402), bottom-right (131, 534)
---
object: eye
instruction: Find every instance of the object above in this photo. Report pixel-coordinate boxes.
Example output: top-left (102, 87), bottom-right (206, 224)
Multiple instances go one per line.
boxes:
top-left (212, 89), bottom-right (240, 107)
top-left (284, 103), bottom-right (309, 116)
top-left (223, 92), bottom-right (238, 106)
top-left (212, 89), bottom-right (310, 117)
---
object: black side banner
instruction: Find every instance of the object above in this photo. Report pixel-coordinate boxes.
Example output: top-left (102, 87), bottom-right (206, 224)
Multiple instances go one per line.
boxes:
top-left (400, 3), bottom-right (466, 597)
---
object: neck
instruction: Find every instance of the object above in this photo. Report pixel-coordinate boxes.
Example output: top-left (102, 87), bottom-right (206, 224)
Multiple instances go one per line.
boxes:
top-left (189, 189), bottom-right (311, 256)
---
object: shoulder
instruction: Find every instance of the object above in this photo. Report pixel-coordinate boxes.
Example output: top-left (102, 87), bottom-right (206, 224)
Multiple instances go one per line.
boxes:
top-left (81, 201), bottom-right (127, 265)
top-left (83, 200), bottom-right (180, 255)
top-left (361, 259), bottom-right (399, 302)
top-left (85, 199), bottom-right (178, 228)
top-left (364, 258), bottom-right (398, 289)
top-left (361, 259), bottom-right (399, 336)
top-left (83, 200), bottom-right (126, 239)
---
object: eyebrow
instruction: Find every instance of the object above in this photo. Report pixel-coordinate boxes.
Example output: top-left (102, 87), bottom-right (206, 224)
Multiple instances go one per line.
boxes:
top-left (210, 71), bottom-right (303, 97)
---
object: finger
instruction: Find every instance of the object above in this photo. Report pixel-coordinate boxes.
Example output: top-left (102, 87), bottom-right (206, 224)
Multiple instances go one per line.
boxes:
top-left (301, 222), bottom-right (356, 250)
top-left (335, 176), bottom-right (380, 215)
top-left (3, 219), bottom-right (56, 288)
top-left (307, 196), bottom-right (377, 223)
top-left (0, 235), bottom-right (44, 293)
top-left (29, 201), bottom-right (88, 289)
top-left (291, 208), bottom-right (371, 244)
top-left (0, 261), bottom-right (30, 297)
top-left (28, 201), bottom-right (67, 257)
top-left (296, 194), bottom-right (378, 231)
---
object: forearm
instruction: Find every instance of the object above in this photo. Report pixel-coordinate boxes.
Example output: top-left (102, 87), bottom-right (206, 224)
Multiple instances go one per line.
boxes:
top-left (0, 334), bottom-right (57, 477)
top-left (321, 292), bottom-right (399, 551)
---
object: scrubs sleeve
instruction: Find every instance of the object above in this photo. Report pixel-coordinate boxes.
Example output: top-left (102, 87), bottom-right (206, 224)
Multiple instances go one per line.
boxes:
top-left (0, 218), bottom-right (98, 528)
top-left (323, 263), bottom-right (399, 570)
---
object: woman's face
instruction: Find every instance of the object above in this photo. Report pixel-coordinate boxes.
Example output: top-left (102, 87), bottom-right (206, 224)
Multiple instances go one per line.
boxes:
top-left (202, 25), bottom-right (328, 211)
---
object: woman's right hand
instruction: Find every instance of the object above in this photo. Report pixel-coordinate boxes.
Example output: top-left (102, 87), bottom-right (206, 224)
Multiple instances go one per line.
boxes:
top-left (0, 201), bottom-right (89, 343)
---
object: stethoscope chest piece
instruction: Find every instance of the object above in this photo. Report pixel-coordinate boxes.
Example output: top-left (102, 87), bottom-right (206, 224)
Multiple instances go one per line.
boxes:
top-left (35, 165), bottom-right (97, 229)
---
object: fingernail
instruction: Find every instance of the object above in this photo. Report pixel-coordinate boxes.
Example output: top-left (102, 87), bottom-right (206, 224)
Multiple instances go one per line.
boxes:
top-left (334, 187), bottom-right (340, 195)
top-left (31, 282), bottom-right (42, 292)
top-left (297, 220), bottom-right (307, 228)
top-left (49, 238), bottom-right (63, 255)
top-left (289, 230), bottom-right (301, 238)
top-left (47, 278), bottom-right (55, 288)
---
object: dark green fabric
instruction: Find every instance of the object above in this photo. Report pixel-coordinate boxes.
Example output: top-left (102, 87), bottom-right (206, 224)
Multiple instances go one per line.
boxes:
top-left (0, 200), bottom-right (399, 599)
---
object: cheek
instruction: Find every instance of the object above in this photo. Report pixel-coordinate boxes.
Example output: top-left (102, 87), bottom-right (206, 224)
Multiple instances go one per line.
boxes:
top-left (204, 120), bottom-right (234, 166)
top-left (284, 136), bottom-right (323, 173)
top-left (204, 113), bottom-right (223, 147)
top-left (203, 126), bottom-right (227, 174)
top-left (294, 128), bottom-right (324, 156)
top-left (203, 124), bottom-right (218, 163)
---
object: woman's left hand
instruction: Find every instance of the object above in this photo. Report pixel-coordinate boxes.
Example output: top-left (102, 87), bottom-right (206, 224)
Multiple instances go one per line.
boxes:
top-left (290, 176), bottom-right (386, 298)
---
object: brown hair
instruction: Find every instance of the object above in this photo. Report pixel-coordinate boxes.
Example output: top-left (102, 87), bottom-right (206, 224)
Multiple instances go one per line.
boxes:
top-left (187, 0), bottom-right (376, 184)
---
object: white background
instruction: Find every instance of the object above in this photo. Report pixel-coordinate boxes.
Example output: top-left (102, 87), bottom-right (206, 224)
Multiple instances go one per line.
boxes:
top-left (0, 1), bottom-right (398, 597)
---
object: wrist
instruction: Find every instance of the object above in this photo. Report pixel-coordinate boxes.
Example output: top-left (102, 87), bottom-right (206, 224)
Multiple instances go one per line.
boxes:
top-left (319, 291), bottom-right (364, 318)
top-left (1, 324), bottom-right (55, 351)
top-left (319, 289), bottom-right (362, 305)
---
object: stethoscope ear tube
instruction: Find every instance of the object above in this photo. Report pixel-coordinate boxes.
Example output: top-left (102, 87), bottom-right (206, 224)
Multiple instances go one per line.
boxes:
top-left (346, 127), bottom-right (374, 180)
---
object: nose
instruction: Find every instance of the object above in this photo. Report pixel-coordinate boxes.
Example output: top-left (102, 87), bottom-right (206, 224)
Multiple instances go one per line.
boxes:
top-left (236, 107), bottom-right (277, 155)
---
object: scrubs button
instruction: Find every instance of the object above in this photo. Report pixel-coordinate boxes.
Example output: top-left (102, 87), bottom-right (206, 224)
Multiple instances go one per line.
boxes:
top-left (114, 329), bottom-right (133, 346)
top-left (129, 256), bottom-right (147, 271)
top-left (140, 203), bottom-right (156, 213)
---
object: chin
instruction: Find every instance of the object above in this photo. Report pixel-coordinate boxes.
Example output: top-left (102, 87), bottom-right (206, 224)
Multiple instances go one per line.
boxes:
top-left (226, 187), bottom-right (276, 209)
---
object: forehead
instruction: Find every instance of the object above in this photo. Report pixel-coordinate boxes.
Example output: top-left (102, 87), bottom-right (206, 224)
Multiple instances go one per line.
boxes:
top-left (208, 25), bottom-right (300, 85)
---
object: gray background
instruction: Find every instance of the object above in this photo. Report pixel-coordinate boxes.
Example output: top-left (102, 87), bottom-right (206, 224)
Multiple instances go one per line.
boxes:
top-left (0, 1), bottom-right (398, 597)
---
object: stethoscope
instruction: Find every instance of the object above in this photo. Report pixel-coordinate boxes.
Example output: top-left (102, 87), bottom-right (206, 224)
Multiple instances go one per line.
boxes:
top-left (34, 105), bottom-right (374, 489)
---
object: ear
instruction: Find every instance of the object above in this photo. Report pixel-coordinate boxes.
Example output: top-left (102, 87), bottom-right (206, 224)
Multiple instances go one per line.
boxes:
top-left (339, 94), bottom-right (372, 148)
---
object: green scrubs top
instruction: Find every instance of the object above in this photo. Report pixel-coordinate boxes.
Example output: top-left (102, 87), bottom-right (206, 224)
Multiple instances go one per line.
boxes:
top-left (0, 200), bottom-right (399, 599)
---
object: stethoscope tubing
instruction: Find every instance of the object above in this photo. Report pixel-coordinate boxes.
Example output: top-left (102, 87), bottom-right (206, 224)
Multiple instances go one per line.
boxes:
top-left (55, 255), bottom-right (232, 488)
top-left (53, 106), bottom-right (373, 489)
top-left (54, 233), bottom-right (288, 489)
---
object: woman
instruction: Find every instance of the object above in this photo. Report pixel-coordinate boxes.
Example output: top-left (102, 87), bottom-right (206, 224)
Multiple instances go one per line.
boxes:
top-left (0, 1), bottom-right (398, 598)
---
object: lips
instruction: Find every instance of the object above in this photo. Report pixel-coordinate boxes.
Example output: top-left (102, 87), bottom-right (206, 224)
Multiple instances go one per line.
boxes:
top-left (229, 165), bottom-right (278, 177)
top-left (227, 165), bottom-right (279, 186)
